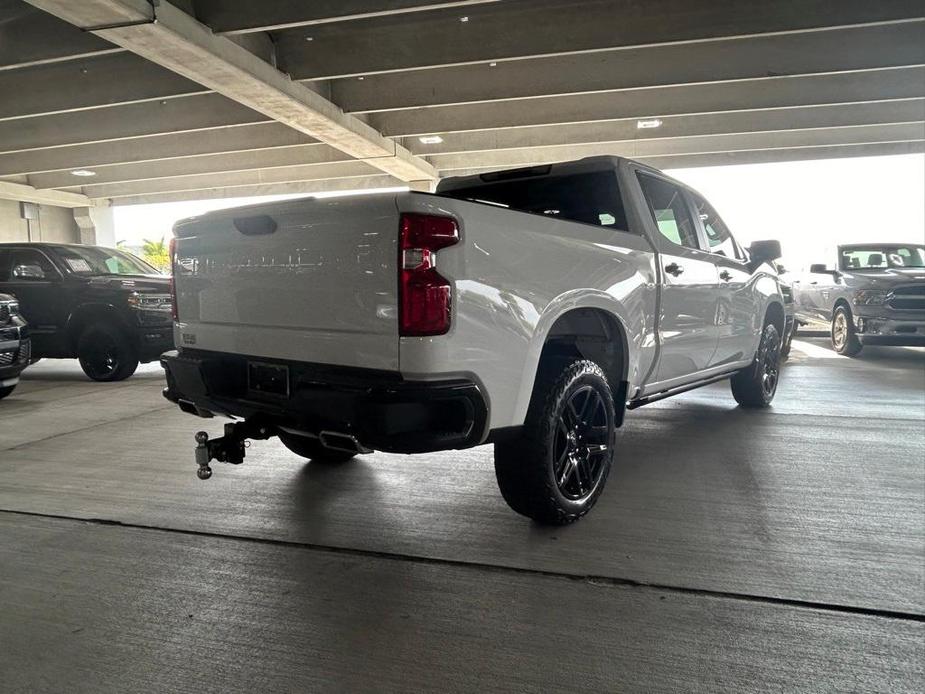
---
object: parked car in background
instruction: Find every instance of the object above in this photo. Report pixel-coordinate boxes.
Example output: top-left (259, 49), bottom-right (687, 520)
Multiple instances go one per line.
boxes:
top-left (162, 155), bottom-right (786, 524)
top-left (792, 244), bottom-right (925, 356)
top-left (0, 243), bottom-right (173, 381)
top-left (0, 293), bottom-right (29, 399)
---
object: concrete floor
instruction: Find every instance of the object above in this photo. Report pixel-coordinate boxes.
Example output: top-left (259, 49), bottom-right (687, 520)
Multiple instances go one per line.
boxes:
top-left (1, 338), bottom-right (923, 692)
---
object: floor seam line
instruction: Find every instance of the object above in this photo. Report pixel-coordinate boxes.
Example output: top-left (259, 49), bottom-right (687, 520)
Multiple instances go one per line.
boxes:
top-left (2, 507), bottom-right (922, 624)
top-left (0, 405), bottom-right (176, 452)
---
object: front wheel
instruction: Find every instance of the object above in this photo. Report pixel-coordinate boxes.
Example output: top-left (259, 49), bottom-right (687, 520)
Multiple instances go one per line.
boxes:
top-left (731, 323), bottom-right (782, 407)
top-left (0, 385), bottom-right (16, 400)
top-left (494, 359), bottom-right (616, 525)
top-left (277, 431), bottom-right (357, 463)
top-left (77, 323), bottom-right (139, 382)
top-left (780, 320), bottom-right (795, 359)
top-left (831, 306), bottom-right (863, 357)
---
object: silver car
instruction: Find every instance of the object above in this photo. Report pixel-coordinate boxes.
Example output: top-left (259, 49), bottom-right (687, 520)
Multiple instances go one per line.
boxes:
top-left (792, 244), bottom-right (925, 355)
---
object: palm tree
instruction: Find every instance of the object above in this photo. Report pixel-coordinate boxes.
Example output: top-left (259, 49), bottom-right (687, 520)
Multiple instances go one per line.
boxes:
top-left (141, 238), bottom-right (170, 273)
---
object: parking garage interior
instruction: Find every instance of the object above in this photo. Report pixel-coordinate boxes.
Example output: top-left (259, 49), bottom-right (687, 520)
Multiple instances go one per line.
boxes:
top-left (1, 1), bottom-right (924, 691)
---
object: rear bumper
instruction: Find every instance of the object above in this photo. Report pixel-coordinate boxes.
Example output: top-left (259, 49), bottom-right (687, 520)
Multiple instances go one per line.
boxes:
top-left (160, 349), bottom-right (489, 454)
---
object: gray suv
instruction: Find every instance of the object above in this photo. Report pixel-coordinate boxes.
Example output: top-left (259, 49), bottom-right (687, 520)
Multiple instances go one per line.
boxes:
top-left (792, 243), bottom-right (925, 356)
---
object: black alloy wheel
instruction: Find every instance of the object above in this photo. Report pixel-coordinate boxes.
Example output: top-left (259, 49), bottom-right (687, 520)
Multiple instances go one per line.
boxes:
top-left (77, 323), bottom-right (139, 382)
top-left (553, 385), bottom-right (611, 501)
top-left (730, 322), bottom-right (782, 407)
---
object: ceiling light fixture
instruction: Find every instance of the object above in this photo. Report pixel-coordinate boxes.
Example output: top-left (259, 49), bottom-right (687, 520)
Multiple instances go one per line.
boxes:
top-left (419, 135), bottom-right (444, 144)
top-left (70, 169), bottom-right (97, 177)
top-left (637, 119), bottom-right (663, 129)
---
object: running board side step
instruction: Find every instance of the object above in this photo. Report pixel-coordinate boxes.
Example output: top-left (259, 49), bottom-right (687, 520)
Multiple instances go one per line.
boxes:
top-left (627, 370), bottom-right (739, 409)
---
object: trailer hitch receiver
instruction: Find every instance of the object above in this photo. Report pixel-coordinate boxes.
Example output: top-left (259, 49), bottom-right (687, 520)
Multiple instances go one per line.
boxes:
top-left (194, 420), bottom-right (273, 479)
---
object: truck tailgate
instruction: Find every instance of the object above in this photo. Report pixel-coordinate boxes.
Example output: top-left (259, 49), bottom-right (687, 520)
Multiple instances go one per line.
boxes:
top-left (172, 194), bottom-right (400, 371)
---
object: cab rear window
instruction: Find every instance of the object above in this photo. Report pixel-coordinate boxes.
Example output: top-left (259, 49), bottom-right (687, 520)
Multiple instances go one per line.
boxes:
top-left (441, 171), bottom-right (628, 231)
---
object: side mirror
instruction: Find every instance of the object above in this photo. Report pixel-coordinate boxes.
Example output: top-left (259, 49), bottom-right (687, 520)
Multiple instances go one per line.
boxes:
top-left (809, 263), bottom-right (830, 274)
top-left (748, 240), bottom-right (782, 266)
top-left (11, 263), bottom-right (46, 280)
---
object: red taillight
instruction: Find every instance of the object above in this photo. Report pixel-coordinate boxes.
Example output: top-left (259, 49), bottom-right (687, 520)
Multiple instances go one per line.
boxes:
top-left (168, 236), bottom-right (178, 321)
top-left (399, 213), bottom-right (459, 336)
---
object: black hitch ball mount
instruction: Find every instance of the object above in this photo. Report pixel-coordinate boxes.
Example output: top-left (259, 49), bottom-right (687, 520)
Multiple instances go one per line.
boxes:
top-left (194, 420), bottom-right (274, 480)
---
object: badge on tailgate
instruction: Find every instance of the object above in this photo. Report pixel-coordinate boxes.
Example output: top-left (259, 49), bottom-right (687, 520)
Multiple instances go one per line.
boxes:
top-left (247, 361), bottom-right (289, 397)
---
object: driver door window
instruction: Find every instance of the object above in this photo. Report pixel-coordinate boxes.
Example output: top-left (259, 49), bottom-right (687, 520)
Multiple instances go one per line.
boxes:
top-left (5, 249), bottom-right (58, 282)
top-left (691, 195), bottom-right (742, 260)
top-left (637, 173), bottom-right (701, 250)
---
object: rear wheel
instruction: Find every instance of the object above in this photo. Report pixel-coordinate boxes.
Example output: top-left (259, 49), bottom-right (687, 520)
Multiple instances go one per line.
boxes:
top-left (77, 323), bottom-right (139, 382)
top-left (731, 323), bottom-right (781, 407)
top-left (278, 431), bottom-right (357, 463)
top-left (494, 359), bottom-right (616, 525)
top-left (0, 385), bottom-right (15, 400)
top-left (831, 306), bottom-right (863, 357)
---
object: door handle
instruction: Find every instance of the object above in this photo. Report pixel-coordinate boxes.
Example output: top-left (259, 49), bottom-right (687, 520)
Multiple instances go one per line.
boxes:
top-left (664, 262), bottom-right (684, 277)
top-left (810, 281), bottom-right (818, 285)
top-left (719, 270), bottom-right (732, 282)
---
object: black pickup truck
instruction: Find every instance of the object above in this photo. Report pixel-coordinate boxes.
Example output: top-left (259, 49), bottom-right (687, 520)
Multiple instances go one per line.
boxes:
top-left (0, 293), bottom-right (29, 398)
top-left (0, 243), bottom-right (173, 381)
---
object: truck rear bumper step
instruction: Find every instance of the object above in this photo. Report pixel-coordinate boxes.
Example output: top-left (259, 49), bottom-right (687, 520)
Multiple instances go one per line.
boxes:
top-left (161, 349), bottom-right (488, 454)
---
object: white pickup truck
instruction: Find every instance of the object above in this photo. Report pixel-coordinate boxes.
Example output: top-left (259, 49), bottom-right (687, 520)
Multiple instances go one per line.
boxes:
top-left (162, 156), bottom-right (785, 524)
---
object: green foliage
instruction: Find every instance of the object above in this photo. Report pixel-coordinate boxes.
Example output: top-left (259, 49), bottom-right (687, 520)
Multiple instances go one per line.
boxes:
top-left (141, 238), bottom-right (170, 273)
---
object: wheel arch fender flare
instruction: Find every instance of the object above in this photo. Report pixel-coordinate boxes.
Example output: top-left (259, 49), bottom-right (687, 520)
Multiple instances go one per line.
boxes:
top-left (512, 290), bottom-right (638, 427)
top-left (66, 303), bottom-right (130, 349)
top-left (763, 299), bottom-right (787, 336)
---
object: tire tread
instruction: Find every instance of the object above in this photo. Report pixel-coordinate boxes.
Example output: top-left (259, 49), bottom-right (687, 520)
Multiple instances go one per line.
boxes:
top-left (495, 359), bottom-right (614, 525)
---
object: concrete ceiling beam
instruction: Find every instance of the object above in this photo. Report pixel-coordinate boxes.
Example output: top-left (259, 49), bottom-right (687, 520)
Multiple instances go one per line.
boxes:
top-left (70, 160), bottom-right (383, 199)
top-left (100, 174), bottom-right (405, 206)
top-left (13, 100), bottom-right (922, 190)
top-left (24, 0), bottom-right (437, 182)
top-left (332, 22), bottom-right (925, 113)
top-left (28, 143), bottom-right (351, 189)
top-left (430, 123), bottom-right (925, 172)
top-left (370, 68), bottom-right (925, 137)
top-left (0, 178), bottom-right (93, 207)
top-left (275, 0), bottom-right (925, 79)
top-left (446, 142), bottom-right (925, 178)
top-left (404, 100), bottom-right (925, 156)
top-left (4, 19), bottom-right (923, 123)
top-left (0, 123), bottom-right (315, 177)
top-left (194, 0), bottom-right (499, 34)
top-left (0, 93), bottom-right (268, 154)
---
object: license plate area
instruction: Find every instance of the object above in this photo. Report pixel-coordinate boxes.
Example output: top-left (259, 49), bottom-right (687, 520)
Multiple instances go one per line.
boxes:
top-left (247, 361), bottom-right (289, 398)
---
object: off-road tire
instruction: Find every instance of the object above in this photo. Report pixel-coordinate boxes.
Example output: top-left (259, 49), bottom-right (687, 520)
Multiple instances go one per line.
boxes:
top-left (731, 323), bottom-right (781, 407)
top-left (494, 359), bottom-right (616, 525)
top-left (780, 321), bottom-right (795, 359)
top-left (278, 431), bottom-right (357, 463)
top-left (77, 322), bottom-right (139, 382)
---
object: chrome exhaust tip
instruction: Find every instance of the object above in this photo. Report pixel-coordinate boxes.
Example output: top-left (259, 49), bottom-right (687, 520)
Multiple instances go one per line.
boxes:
top-left (319, 430), bottom-right (372, 455)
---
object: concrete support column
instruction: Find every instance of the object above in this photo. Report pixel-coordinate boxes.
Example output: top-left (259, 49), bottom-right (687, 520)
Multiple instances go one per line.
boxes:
top-left (73, 205), bottom-right (116, 247)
